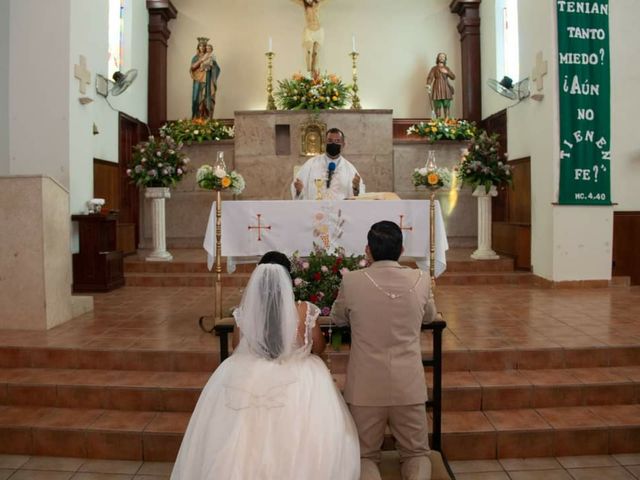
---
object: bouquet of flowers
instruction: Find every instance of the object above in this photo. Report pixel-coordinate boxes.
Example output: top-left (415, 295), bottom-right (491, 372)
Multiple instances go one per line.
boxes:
top-left (275, 72), bottom-right (351, 110)
top-left (412, 166), bottom-right (452, 189)
top-left (291, 246), bottom-right (368, 314)
top-left (196, 164), bottom-right (245, 194)
top-left (127, 135), bottom-right (189, 188)
top-left (407, 118), bottom-right (476, 143)
top-left (458, 130), bottom-right (512, 193)
top-left (159, 118), bottom-right (234, 144)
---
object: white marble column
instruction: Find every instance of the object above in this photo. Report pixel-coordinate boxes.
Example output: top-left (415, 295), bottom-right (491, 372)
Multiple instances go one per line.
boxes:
top-left (145, 187), bottom-right (173, 262)
top-left (471, 185), bottom-right (499, 260)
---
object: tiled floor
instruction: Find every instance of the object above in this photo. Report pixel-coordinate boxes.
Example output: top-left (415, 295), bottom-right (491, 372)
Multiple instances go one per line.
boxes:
top-left (0, 455), bottom-right (172, 479)
top-left (447, 453), bottom-right (640, 479)
top-left (2, 453), bottom-right (640, 479)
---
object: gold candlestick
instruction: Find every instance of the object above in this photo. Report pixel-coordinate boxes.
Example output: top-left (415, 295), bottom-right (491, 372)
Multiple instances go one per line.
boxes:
top-left (349, 51), bottom-right (361, 110)
top-left (265, 51), bottom-right (276, 110)
top-left (215, 190), bottom-right (223, 321)
top-left (429, 189), bottom-right (436, 293)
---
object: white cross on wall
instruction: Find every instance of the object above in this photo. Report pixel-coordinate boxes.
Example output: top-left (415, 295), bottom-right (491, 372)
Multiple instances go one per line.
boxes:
top-left (74, 55), bottom-right (92, 95)
top-left (531, 51), bottom-right (548, 91)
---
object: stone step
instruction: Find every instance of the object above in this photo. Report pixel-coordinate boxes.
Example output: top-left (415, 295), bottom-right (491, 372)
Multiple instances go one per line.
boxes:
top-left (123, 270), bottom-right (533, 287)
top-left (1, 404), bottom-right (639, 461)
top-left (124, 272), bottom-right (250, 287)
top-left (0, 347), bottom-right (219, 373)
top-left (0, 405), bottom-right (187, 461)
top-left (124, 259), bottom-right (256, 274)
top-left (2, 343), bottom-right (639, 374)
top-left (3, 366), bottom-right (638, 413)
top-left (437, 271), bottom-right (535, 285)
top-left (440, 405), bottom-right (640, 460)
top-left (440, 256), bottom-right (516, 273)
top-left (0, 368), bottom-right (209, 412)
top-left (432, 366), bottom-right (640, 411)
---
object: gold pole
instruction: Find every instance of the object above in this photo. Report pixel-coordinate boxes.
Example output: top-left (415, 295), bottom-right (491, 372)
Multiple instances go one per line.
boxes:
top-left (215, 189), bottom-right (223, 322)
top-left (265, 52), bottom-right (276, 110)
top-left (429, 189), bottom-right (436, 292)
top-left (349, 51), bottom-right (361, 110)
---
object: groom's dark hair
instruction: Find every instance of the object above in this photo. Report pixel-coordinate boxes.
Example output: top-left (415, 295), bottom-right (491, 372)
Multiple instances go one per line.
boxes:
top-left (367, 221), bottom-right (403, 262)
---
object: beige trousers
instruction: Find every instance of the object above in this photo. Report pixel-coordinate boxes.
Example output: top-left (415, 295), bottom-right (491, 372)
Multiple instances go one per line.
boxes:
top-left (349, 404), bottom-right (431, 480)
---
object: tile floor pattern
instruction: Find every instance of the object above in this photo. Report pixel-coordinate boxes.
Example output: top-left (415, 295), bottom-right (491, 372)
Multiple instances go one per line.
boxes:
top-left (2, 454), bottom-right (640, 479)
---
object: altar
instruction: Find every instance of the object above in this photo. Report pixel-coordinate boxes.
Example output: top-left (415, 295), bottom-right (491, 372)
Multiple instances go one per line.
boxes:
top-left (143, 110), bottom-right (477, 251)
top-left (203, 199), bottom-right (449, 277)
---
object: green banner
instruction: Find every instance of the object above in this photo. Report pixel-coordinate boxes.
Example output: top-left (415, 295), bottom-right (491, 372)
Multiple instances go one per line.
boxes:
top-left (557, 0), bottom-right (611, 205)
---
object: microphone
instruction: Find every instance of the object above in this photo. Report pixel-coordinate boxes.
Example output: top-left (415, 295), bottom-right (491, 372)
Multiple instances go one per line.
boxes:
top-left (326, 161), bottom-right (336, 189)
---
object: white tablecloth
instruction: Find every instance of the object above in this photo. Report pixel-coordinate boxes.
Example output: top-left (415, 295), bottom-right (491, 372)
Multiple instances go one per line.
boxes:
top-left (204, 200), bottom-right (448, 277)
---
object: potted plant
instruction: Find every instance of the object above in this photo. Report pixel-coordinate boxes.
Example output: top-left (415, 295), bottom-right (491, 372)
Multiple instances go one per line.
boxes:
top-left (127, 134), bottom-right (190, 261)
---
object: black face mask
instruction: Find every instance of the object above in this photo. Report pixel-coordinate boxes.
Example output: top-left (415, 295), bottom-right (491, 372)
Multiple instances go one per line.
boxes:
top-left (326, 143), bottom-right (341, 157)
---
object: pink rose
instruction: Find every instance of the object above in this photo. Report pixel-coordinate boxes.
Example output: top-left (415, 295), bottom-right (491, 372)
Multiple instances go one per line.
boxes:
top-left (293, 278), bottom-right (303, 286)
top-left (340, 267), bottom-right (349, 276)
top-left (358, 259), bottom-right (367, 268)
top-left (321, 265), bottom-right (329, 273)
top-left (302, 262), bottom-right (310, 270)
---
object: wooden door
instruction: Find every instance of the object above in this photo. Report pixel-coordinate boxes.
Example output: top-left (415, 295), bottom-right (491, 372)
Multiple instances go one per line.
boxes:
top-left (118, 113), bottom-right (146, 253)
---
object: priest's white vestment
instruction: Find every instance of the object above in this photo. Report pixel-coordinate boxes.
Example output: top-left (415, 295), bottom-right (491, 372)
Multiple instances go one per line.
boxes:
top-left (291, 154), bottom-right (366, 200)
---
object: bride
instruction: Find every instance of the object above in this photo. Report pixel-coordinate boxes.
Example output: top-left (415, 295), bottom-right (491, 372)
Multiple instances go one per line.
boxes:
top-left (170, 253), bottom-right (360, 480)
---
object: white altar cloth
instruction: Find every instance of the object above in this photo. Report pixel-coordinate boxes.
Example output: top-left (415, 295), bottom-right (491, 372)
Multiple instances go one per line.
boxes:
top-left (204, 200), bottom-right (448, 277)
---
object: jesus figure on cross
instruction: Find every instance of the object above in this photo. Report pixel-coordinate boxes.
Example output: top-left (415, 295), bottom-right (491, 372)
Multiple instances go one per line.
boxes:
top-left (295, 0), bottom-right (325, 74)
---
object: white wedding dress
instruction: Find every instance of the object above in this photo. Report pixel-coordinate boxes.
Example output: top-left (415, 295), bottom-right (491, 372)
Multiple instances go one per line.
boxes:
top-left (170, 300), bottom-right (360, 480)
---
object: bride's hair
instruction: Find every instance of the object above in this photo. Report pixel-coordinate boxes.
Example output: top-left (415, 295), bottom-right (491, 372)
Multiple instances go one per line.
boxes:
top-left (258, 251), bottom-right (292, 279)
top-left (233, 263), bottom-right (298, 360)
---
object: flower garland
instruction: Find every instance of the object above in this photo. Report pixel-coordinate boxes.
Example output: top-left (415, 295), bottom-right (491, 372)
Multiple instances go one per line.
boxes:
top-left (160, 118), bottom-right (234, 145)
top-left (407, 118), bottom-right (476, 143)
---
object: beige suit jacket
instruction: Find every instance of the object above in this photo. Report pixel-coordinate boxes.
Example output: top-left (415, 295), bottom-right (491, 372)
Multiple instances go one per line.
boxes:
top-left (331, 261), bottom-right (437, 406)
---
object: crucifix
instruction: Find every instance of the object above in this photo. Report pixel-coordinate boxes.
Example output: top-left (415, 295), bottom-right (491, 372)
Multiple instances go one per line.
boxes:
top-left (74, 55), bottom-right (92, 95)
top-left (248, 214), bottom-right (272, 241)
top-left (398, 214), bottom-right (413, 233)
top-left (531, 51), bottom-right (548, 91)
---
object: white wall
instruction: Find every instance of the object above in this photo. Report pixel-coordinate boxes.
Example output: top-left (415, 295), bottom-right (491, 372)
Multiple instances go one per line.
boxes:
top-left (167, 0), bottom-right (461, 119)
top-left (8, 0), bottom-right (71, 187)
top-left (610, 0), bottom-right (640, 211)
top-left (481, 0), bottom-right (614, 281)
top-left (0, 0), bottom-right (9, 175)
top-left (69, 0), bottom-right (149, 215)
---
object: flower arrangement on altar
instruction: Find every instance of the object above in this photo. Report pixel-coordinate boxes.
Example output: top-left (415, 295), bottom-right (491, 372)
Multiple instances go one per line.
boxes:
top-left (196, 164), bottom-right (245, 194)
top-left (127, 135), bottom-right (190, 188)
top-left (457, 130), bottom-right (512, 193)
top-left (412, 165), bottom-right (452, 189)
top-left (159, 118), bottom-right (234, 144)
top-left (275, 72), bottom-right (351, 110)
top-left (407, 118), bottom-right (476, 143)
top-left (291, 246), bottom-right (368, 314)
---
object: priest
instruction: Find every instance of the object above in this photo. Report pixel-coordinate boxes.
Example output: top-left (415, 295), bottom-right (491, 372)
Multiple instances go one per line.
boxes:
top-left (291, 128), bottom-right (365, 200)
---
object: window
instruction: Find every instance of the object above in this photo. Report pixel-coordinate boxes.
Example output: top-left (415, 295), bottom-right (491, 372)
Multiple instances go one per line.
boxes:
top-left (108, 0), bottom-right (125, 78)
top-left (496, 0), bottom-right (520, 81)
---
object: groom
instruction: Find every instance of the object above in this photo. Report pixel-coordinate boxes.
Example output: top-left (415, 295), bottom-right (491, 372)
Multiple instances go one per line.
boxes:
top-left (331, 221), bottom-right (437, 480)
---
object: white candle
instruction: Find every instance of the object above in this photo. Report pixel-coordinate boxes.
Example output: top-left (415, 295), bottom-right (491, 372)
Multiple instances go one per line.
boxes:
top-left (352, 34), bottom-right (356, 52)
top-left (268, 37), bottom-right (273, 52)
